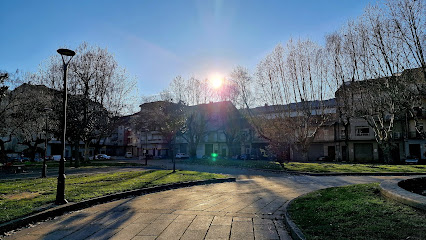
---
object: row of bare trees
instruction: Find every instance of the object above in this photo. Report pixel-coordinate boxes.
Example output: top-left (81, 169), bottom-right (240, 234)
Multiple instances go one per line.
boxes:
top-left (154, 0), bottom-right (424, 162)
top-left (326, 0), bottom-right (425, 162)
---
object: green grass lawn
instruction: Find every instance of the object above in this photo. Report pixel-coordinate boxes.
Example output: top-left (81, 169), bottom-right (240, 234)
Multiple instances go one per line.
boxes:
top-left (288, 183), bottom-right (426, 240)
top-left (185, 158), bottom-right (284, 170)
top-left (184, 158), bottom-right (426, 173)
top-left (0, 170), bottom-right (225, 223)
top-left (284, 162), bottom-right (426, 173)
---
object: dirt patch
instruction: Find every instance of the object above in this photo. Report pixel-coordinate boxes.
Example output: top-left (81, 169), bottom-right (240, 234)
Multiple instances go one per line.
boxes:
top-left (4, 192), bottom-right (40, 200)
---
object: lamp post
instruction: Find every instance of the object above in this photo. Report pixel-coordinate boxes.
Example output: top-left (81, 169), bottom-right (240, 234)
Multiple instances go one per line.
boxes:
top-left (42, 107), bottom-right (52, 178)
top-left (145, 129), bottom-right (148, 165)
top-left (56, 48), bottom-right (75, 205)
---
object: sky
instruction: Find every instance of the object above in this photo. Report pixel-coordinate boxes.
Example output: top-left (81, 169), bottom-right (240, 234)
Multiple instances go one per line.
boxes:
top-left (0, 0), bottom-right (376, 97)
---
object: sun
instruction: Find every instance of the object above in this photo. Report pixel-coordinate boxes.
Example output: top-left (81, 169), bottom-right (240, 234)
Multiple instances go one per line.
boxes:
top-left (210, 74), bottom-right (223, 89)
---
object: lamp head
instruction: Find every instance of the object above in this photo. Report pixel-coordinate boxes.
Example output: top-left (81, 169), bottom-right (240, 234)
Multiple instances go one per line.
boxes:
top-left (57, 48), bottom-right (75, 56)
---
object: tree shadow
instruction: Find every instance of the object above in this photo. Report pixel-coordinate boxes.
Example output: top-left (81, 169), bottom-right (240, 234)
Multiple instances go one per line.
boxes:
top-left (35, 199), bottom-right (138, 240)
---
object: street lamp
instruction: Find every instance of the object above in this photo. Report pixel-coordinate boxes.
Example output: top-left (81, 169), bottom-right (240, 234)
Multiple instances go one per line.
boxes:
top-left (42, 107), bottom-right (52, 178)
top-left (56, 48), bottom-right (75, 205)
top-left (145, 129), bottom-right (148, 165)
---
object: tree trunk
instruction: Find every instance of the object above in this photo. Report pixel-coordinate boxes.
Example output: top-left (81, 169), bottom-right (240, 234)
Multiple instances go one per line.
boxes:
top-left (344, 121), bottom-right (350, 162)
top-left (84, 141), bottom-right (90, 163)
top-left (0, 140), bottom-right (7, 163)
top-left (73, 140), bottom-right (80, 167)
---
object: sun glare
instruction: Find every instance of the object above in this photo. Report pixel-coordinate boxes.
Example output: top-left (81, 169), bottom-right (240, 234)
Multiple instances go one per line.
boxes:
top-left (210, 74), bottom-right (223, 89)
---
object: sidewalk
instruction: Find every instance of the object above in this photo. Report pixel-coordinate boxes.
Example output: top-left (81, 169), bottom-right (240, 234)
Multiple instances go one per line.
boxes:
top-left (4, 178), bottom-right (292, 240)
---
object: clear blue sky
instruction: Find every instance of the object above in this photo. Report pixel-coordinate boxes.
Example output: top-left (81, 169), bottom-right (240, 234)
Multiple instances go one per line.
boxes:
top-left (0, 0), bottom-right (375, 96)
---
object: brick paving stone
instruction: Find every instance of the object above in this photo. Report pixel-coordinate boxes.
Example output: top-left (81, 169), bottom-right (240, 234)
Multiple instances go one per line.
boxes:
top-left (254, 223), bottom-right (280, 240)
top-left (188, 196), bottom-right (230, 211)
top-left (232, 217), bottom-right (252, 222)
top-left (88, 228), bottom-right (121, 239)
top-left (156, 213), bottom-right (179, 220)
top-left (230, 221), bottom-right (254, 240)
top-left (137, 219), bottom-right (173, 236)
top-left (225, 212), bottom-right (261, 218)
top-left (186, 215), bottom-right (214, 231)
top-left (205, 225), bottom-right (231, 240)
top-left (42, 230), bottom-right (75, 240)
top-left (109, 223), bottom-right (148, 240)
top-left (220, 197), bottom-right (260, 213)
top-left (174, 214), bottom-right (196, 222)
top-left (231, 221), bottom-right (253, 232)
top-left (131, 236), bottom-right (157, 240)
top-left (62, 225), bottom-right (102, 240)
top-left (91, 211), bottom-right (128, 227)
top-left (156, 219), bottom-right (193, 240)
top-left (180, 229), bottom-right (208, 240)
top-left (131, 213), bottom-right (162, 224)
top-left (260, 199), bottom-right (287, 214)
top-left (172, 210), bottom-right (226, 217)
top-left (253, 218), bottom-right (274, 225)
top-left (230, 231), bottom-right (254, 240)
top-left (204, 198), bottom-right (239, 212)
top-left (211, 216), bottom-right (233, 225)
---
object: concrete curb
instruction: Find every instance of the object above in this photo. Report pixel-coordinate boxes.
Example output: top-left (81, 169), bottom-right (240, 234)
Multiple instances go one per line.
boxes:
top-left (283, 197), bottom-right (306, 240)
top-left (0, 177), bottom-right (236, 235)
top-left (284, 171), bottom-right (426, 176)
top-left (379, 178), bottom-right (426, 211)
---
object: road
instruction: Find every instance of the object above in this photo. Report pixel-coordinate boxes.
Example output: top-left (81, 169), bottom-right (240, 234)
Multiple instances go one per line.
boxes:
top-left (3, 160), bottom-right (410, 240)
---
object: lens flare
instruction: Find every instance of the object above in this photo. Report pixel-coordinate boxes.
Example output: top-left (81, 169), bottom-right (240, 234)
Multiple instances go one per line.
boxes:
top-left (210, 74), bottom-right (223, 89)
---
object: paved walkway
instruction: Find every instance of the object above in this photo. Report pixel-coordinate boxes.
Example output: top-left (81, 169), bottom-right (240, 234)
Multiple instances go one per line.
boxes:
top-left (3, 161), bottom-right (409, 240)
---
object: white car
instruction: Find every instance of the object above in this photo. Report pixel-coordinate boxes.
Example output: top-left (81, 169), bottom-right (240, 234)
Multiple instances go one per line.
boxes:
top-left (125, 152), bottom-right (133, 158)
top-left (175, 153), bottom-right (189, 159)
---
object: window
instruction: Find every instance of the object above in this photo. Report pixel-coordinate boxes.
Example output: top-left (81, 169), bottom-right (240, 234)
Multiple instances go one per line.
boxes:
top-left (340, 129), bottom-right (346, 139)
top-left (220, 133), bottom-right (226, 141)
top-left (355, 127), bottom-right (369, 136)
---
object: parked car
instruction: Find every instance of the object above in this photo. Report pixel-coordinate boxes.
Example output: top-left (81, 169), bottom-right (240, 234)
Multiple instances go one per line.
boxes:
top-left (405, 156), bottom-right (419, 164)
top-left (95, 154), bottom-right (111, 160)
top-left (125, 152), bottom-right (133, 158)
top-left (52, 155), bottom-right (62, 161)
top-left (175, 153), bottom-right (189, 159)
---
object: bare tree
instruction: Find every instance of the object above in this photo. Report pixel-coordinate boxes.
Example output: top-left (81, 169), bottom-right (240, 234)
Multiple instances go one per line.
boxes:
top-left (0, 70), bottom-right (25, 162)
top-left (251, 41), bottom-right (333, 161)
top-left (11, 84), bottom-right (56, 161)
top-left (180, 107), bottom-right (209, 158)
top-left (169, 75), bottom-right (186, 103)
top-left (36, 42), bottom-right (136, 165)
top-left (216, 102), bottom-right (247, 158)
top-left (0, 71), bottom-right (14, 162)
top-left (387, 0), bottom-right (425, 81)
top-left (331, 0), bottom-right (425, 162)
top-left (229, 66), bottom-right (256, 110)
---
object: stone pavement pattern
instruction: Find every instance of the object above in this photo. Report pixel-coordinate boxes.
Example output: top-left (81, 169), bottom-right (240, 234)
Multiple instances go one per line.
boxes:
top-left (3, 166), bottom-right (407, 239)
